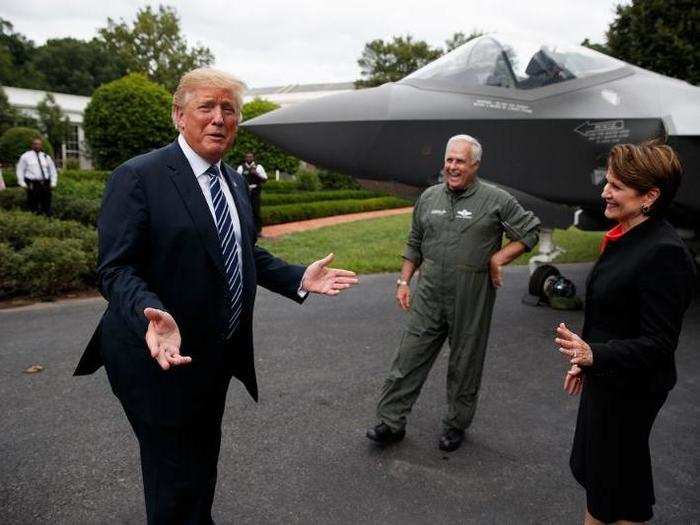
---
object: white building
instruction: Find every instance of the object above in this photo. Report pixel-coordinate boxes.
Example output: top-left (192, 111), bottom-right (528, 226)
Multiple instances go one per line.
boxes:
top-left (3, 81), bottom-right (355, 170)
top-left (3, 86), bottom-right (92, 169)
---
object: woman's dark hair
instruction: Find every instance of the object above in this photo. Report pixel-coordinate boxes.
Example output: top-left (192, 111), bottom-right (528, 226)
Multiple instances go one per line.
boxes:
top-left (607, 140), bottom-right (682, 216)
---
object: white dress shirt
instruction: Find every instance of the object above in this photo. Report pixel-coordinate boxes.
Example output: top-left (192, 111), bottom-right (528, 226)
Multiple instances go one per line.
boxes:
top-left (236, 162), bottom-right (267, 190)
top-left (16, 150), bottom-right (58, 188)
top-left (177, 134), bottom-right (244, 276)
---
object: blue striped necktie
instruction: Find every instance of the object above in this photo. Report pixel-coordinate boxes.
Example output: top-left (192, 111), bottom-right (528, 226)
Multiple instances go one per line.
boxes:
top-left (206, 164), bottom-right (243, 338)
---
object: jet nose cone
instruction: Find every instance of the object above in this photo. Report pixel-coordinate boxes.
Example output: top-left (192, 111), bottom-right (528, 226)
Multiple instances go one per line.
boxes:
top-left (242, 85), bottom-right (393, 173)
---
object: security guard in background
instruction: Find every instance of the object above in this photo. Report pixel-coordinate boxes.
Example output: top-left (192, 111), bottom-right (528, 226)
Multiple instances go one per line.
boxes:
top-left (367, 134), bottom-right (540, 452)
top-left (16, 137), bottom-right (58, 216)
top-left (237, 151), bottom-right (268, 233)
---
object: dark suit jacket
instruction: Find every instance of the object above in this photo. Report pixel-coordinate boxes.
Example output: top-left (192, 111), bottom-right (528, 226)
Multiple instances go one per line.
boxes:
top-left (74, 141), bottom-right (306, 425)
top-left (584, 217), bottom-right (696, 393)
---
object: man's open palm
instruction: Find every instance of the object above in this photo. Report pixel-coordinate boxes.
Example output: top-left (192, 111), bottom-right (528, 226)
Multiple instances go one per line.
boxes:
top-left (302, 253), bottom-right (359, 295)
top-left (144, 307), bottom-right (191, 370)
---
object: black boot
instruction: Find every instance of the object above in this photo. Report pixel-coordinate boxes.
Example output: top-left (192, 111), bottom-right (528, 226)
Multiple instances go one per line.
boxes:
top-left (366, 422), bottom-right (406, 444)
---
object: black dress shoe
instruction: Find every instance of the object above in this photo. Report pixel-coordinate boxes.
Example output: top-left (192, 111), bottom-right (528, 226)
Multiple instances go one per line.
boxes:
top-left (438, 429), bottom-right (465, 452)
top-left (366, 422), bottom-right (406, 444)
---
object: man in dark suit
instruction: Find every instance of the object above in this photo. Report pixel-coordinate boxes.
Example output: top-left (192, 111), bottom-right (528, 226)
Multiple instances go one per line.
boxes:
top-left (74, 67), bottom-right (358, 524)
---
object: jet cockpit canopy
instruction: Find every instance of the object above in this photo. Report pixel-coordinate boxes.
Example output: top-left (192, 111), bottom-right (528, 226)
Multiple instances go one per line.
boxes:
top-left (403, 33), bottom-right (627, 91)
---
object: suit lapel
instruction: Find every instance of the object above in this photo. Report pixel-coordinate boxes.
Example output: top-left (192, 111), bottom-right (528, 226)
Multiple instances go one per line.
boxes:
top-left (164, 142), bottom-right (227, 277)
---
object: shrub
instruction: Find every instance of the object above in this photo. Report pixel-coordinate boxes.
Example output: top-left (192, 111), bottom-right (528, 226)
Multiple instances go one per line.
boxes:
top-left (15, 237), bottom-right (92, 298)
top-left (1, 167), bottom-right (17, 186)
top-left (0, 187), bottom-right (26, 210)
top-left (63, 158), bottom-right (81, 170)
top-left (261, 196), bottom-right (411, 225)
top-left (0, 209), bottom-right (94, 250)
top-left (0, 210), bottom-right (97, 298)
top-left (317, 169), bottom-right (362, 190)
top-left (0, 242), bottom-right (20, 298)
top-left (263, 180), bottom-right (300, 193)
top-left (295, 169), bottom-right (321, 191)
top-left (51, 194), bottom-right (101, 225)
top-left (0, 127), bottom-right (54, 165)
top-left (60, 169), bottom-right (110, 183)
top-left (261, 189), bottom-right (383, 206)
top-left (84, 74), bottom-right (174, 170)
top-left (225, 98), bottom-right (299, 173)
top-left (0, 191), bottom-right (102, 226)
top-left (56, 178), bottom-right (106, 200)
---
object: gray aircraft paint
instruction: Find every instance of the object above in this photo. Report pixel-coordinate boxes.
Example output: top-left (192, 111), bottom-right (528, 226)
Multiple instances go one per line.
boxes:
top-left (244, 34), bottom-right (700, 231)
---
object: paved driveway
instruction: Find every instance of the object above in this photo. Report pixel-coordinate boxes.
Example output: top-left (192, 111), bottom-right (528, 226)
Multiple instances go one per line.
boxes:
top-left (1, 264), bottom-right (698, 524)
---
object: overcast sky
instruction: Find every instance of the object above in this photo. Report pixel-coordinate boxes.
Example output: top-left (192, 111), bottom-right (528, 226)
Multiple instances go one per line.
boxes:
top-left (2, 0), bottom-right (626, 88)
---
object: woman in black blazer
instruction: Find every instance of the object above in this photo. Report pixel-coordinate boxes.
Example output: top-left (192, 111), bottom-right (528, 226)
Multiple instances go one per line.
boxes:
top-left (554, 142), bottom-right (696, 524)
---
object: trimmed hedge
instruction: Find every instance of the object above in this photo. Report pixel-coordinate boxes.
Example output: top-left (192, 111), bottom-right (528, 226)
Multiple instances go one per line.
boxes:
top-left (262, 190), bottom-right (383, 206)
top-left (51, 195), bottom-right (101, 225)
top-left (60, 169), bottom-right (110, 183)
top-left (0, 187), bottom-right (25, 210)
top-left (14, 237), bottom-right (93, 298)
top-left (56, 178), bottom-right (106, 200)
top-left (0, 188), bottom-right (101, 226)
top-left (261, 197), bottom-right (411, 225)
top-left (0, 209), bottom-right (97, 299)
top-left (263, 180), bottom-right (302, 193)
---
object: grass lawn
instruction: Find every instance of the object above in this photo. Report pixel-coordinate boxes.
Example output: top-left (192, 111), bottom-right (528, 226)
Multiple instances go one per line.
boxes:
top-left (258, 214), bottom-right (604, 274)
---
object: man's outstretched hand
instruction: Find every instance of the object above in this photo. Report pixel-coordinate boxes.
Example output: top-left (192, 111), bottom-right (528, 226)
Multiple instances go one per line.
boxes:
top-left (144, 307), bottom-right (191, 370)
top-left (302, 253), bottom-right (359, 296)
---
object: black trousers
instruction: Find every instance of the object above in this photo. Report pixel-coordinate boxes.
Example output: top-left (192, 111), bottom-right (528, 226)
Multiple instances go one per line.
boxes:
top-left (124, 388), bottom-right (229, 525)
top-left (249, 187), bottom-right (262, 233)
top-left (26, 180), bottom-right (52, 216)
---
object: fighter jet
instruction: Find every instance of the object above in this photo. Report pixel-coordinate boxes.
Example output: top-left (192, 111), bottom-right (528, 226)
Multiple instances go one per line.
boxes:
top-left (244, 33), bottom-right (700, 281)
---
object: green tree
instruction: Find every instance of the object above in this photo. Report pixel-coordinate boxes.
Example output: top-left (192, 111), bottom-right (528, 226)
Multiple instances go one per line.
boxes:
top-left (356, 35), bottom-right (443, 88)
top-left (31, 38), bottom-right (126, 96)
top-left (0, 127), bottom-right (53, 165)
top-left (98, 5), bottom-right (214, 92)
top-left (36, 93), bottom-right (71, 158)
top-left (580, 38), bottom-right (611, 56)
top-left (0, 17), bottom-right (45, 89)
top-left (605, 0), bottom-right (699, 84)
top-left (225, 98), bottom-right (299, 174)
top-left (0, 86), bottom-right (19, 136)
top-left (444, 30), bottom-right (483, 52)
top-left (83, 74), bottom-right (174, 169)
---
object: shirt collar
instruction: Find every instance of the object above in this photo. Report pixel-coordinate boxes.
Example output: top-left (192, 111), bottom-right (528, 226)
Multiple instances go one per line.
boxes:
top-left (443, 177), bottom-right (480, 198)
top-left (178, 134), bottom-right (222, 177)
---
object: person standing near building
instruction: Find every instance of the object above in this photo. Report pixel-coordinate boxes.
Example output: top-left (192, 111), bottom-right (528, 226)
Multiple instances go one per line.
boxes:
top-left (366, 134), bottom-right (540, 452)
top-left (237, 151), bottom-right (267, 233)
top-left (16, 137), bottom-right (57, 216)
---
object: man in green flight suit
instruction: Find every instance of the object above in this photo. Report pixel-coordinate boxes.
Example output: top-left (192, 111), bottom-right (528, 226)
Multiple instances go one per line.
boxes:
top-left (367, 134), bottom-right (540, 452)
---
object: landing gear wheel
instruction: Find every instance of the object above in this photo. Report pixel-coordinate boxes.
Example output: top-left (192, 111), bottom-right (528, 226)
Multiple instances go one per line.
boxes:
top-left (529, 264), bottom-right (560, 298)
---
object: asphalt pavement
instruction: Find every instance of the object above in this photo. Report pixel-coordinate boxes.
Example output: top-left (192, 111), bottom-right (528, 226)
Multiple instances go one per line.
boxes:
top-left (1, 264), bottom-right (698, 524)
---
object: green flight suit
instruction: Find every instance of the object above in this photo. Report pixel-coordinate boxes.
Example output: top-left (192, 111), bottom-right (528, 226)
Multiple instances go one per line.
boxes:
top-left (377, 179), bottom-right (540, 432)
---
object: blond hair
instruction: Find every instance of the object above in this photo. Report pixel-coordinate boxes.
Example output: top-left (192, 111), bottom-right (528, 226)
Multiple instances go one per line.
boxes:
top-left (171, 67), bottom-right (247, 128)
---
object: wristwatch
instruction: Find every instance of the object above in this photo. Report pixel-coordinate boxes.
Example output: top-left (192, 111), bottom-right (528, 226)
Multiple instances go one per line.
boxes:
top-left (396, 279), bottom-right (409, 287)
